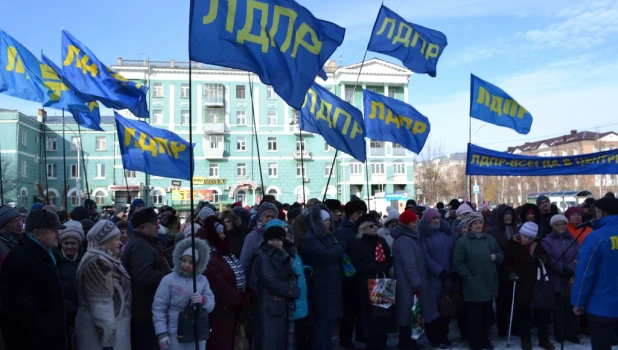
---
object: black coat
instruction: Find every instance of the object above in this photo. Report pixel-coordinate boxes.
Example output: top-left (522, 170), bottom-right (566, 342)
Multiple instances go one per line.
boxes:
top-left (54, 249), bottom-right (81, 327)
top-left (121, 231), bottom-right (168, 324)
top-left (0, 235), bottom-right (66, 350)
top-left (502, 238), bottom-right (548, 308)
top-left (349, 234), bottom-right (396, 336)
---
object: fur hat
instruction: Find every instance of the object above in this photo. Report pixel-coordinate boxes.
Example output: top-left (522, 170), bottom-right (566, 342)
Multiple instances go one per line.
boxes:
top-left (287, 208), bottom-right (302, 223)
top-left (324, 199), bottom-right (342, 212)
top-left (448, 199), bottom-right (461, 210)
top-left (59, 220), bottom-right (85, 243)
top-left (264, 226), bottom-right (286, 241)
top-left (519, 222), bottom-right (538, 238)
top-left (173, 237), bottom-right (210, 275)
top-left (344, 200), bottom-right (367, 217)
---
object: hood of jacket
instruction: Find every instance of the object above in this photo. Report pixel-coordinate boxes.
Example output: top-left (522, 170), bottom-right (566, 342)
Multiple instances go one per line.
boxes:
top-left (232, 206), bottom-right (251, 232)
top-left (259, 240), bottom-right (296, 268)
top-left (383, 206), bottom-right (400, 226)
top-left (518, 203), bottom-right (542, 226)
top-left (173, 237), bottom-right (211, 276)
top-left (493, 204), bottom-right (515, 230)
top-left (390, 222), bottom-right (419, 240)
top-left (197, 216), bottom-right (232, 255)
top-left (418, 218), bottom-right (452, 237)
top-left (309, 204), bottom-right (334, 238)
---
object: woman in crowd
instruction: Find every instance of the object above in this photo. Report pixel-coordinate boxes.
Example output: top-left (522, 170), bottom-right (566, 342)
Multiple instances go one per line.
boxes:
top-left (116, 220), bottom-right (130, 252)
top-left (541, 214), bottom-right (580, 344)
top-left (75, 220), bottom-right (132, 350)
top-left (451, 203), bottom-right (472, 232)
top-left (503, 222), bottom-right (554, 350)
top-left (565, 206), bottom-right (592, 244)
top-left (418, 208), bottom-right (456, 348)
top-left (377, 206), bottom-right (399, 251)
top-left (453, 212), bottom-right (503, 350)
top-left (518, 203), bottom-right (542, 228)
top-left (152, 237), bottom-right (215, 350)
top-left (220, 209), bottom-right (246, 258)
top-left (252, 226), bottom-right (300, 350)
top-left (349, 214), bottom-right (395, 350)
top-left (391, 209), bottom-right (438, 350)
top-left (198, 212), bottom-right (248, 350)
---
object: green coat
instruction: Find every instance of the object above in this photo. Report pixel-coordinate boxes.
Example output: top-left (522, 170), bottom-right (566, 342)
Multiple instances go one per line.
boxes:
top-left (453, 234), bottom-right (504, 302)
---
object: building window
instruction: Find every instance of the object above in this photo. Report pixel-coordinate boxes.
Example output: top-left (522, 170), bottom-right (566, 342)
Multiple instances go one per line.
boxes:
top-left (211, 190), bottom-right (221, 203)
top-left (267, 111), bottom-right (277, 126)
top-left (34, 136), bottom-right (39, 143)
top-left (207, 135), bottom-right (223, 149)
top-left (236, 137), bottom-right (247, 151)
top-left (369, 140), bottom-right (386, 156)
top-left (296, 163), bottom-right (306, 177)
top-left (46, 137), bottom-right (57, 151)
top-left (204, 83), bottom-right (224, 105)
top-left (95, 191), bottom-right (106, 205)
top-left (236, 111), bottom-right (246, 125)
top-left (153, 83), bottom-right (164, 98)
top-left (21, 160), bottom-right (27, 177)
top-left (180, 110), bottom-right (190, 125)
top-left (393, 162), bottom-right (406, 175)
top-left (371, 162), bottom-right (385, 175)
top-left (96, 163), bottom-right (106, 178)
top-left (34, 155), bottom-right (39, 164)
top-left (267, 188), bottom-right (279, 200)
top-left (296, 139), bottom-right (306, 151)
top-left (20, 189), bottom-right (27, 207)
top-left (267, 86), bottom-right (276, 100)
top-left (124, 169), bottom-right (137, 178)
top-left (47, 164), bottom-right (57, 178)
top-left (392, 143), bottom-right (406, 156)
top-left (324, 142), bottom-right (334, 152)
top-left (268, 137), bottom-right (277, 151)
top-left (388, 89), bottom-right (396, 98)
top-left (350, 162), bottom-right (363, 175)
top-left (181, 84), bottom-right (190, 98)
top-left (71, 137), bottom-right (81, 151)
top-left (268, 163), bottom-right (278, 177)
top-left (95, 136), bottom-right (106, 151)
top-left (70, 164), bottom-right (79, 179)
top-left (209, 163), bottom-right (219, 177)
top-left (151, 190), bottom-right (164, 205)
top-left (325, 163), bottom-right (332, 177)
top-left (152, 110), bottom-right (163, 124)
top-left (20, 130), bottom-right (27, 146)
top-left (292, 110), bottom-right (299, 125)
top-left (47, 192), bottom-right (57, 206)
top-left (236, 85), bottom-right (246, 99)
top-left (237, 163), bottom-right (247, 177)
top-left (345, 89), bottom-right (354, 102)
top-left (204, 107), bottom-right (225, 123)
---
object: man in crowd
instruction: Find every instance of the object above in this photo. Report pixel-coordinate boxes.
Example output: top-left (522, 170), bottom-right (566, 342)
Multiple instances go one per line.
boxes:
top-left (572, 196), bottom-right (618, 350)
top-left (536, 195), bottom-right (557, 239)
top-left (0, 206), bottom-right (24, 267)
top-left (0, 209), bottom-right (67, 350)
top-left (122, 207), bottom-right (170, 350)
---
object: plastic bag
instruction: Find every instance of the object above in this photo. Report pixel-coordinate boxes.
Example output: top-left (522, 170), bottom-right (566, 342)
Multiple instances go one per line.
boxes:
top-left (410, 294), bottom-right (424, 340)
top-left (367, 275), bottom-right (396, 309)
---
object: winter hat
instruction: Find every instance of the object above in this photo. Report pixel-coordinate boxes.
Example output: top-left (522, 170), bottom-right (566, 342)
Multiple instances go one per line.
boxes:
top-left (550, 214), bottom-right (568, 226)
top-left (344, 200), bottom-right (367, 216)
top-left (306, 198), bottom-right (321, 208)
top-left (384, 207), bottom-right (400, 225)
top-left (465, 212), bottom-right (484, 227)
top-left (130, 207), bottom-right (157, 228)
top-left (80, 219), bottom-right (95, 235)
top-left (182, 223), bottom-right (201, 236)
top-left (324, 199), bottom-right (342, 212)
top-left (421, 208), bottom-right (441, 223)
top-left (264, 226), bottom-right (286, 241)
top-left (70, 206), bottom-right (89, 222)
top-left (356, 214), bottom-right (378, 228)
top-left (30, 203), bottom-right (44, 211)
top-left (257, 202), bottom-right (278, 220)
top-left (287, 208), bottom-right (302, 223)
top-left (320, 210), bottom-right (330, 222)
top-left (88, 220), bottom-right (120, 245)
top-left (399, 209), bottom-right (418, 225)
top-left (458, 220), bottom-right (468, 230)
top-left (405, 199), bottom-right (417, 209)
top-left (116, 221), bottom-right (130, 231)
top-left (436, 202), bottom-right (445, 210)
top-left (519, 222), bottom-right (538, 238)
top-left (130, 198), bottom-right (146, 211)
top-left (197, 206), bottom-right (216, 221)
top-left (232, 201), bottom-right (243, 208)
top-left (536, 195), bottom-right (550, 205)
top-left (182, 247), bottom-right (200, 262)
top-left (448, 199), bottom-right (461, 210)
top-left (564, 206), bottom-right (584, 219)
top-left (456, 203), bottom-right (473, 216)
top-left (593, 197), bottom-right (618, 215)
top-left (0, 206), bottom-right (21, 229)
top-left (59, 220), bottom-right (85, 243)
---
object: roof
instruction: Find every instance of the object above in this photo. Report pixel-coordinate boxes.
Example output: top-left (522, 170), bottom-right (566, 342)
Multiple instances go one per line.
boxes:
top-left (417, 152), bottom-right (467, 164)
top-left (507, 129), bottom-right (618, 153)
top-left (0, 108), bottom-right (17, 113)
top-left (44, 115), bottom-right (116, 125)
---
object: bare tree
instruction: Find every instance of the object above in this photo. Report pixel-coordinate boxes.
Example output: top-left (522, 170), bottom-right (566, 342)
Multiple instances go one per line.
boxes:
top-left (415, 142), bottom-right (449, 205)
top-left (0, 156), bottom-right (17, 204)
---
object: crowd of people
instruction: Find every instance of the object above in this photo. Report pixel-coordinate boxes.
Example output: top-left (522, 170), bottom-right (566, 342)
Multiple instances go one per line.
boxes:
top-left (0, 192), bottom-right (616, 350)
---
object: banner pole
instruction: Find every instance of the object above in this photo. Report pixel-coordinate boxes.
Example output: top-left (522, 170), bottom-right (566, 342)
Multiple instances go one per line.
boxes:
top-left (42, 112), bottom-right (49, 204)
top-left (247, 73), bottom-right (265, 201)
top-left (322, 150), bottom-right (339, 202)
top-left (62, 109), bottom-right (68, 209)
top-left (300, 129), bottom-right (306, 204)
top-left (77, 123), bottom-right (90, 200)
top-left (188, 61), bottom-right (200, 350)
top-left (468, 117), bottom-right (472, 201)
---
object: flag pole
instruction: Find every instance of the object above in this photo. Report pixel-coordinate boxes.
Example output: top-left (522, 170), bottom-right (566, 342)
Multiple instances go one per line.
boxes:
top-left (188, 61), bottom-right (200, 350)
top-left (62, 109), bottom-right (68, 210)
top-left (247, 73), bottom-right (265, 200)
top-left (0, 139), bottom-right (4, 205)
top-left (77, 123), bottom-right (90, 200)
top-left (468, 116), bottom-right (472, 201)
top-left (322, 149), bottom-right (339, 202)
top-left (42, 111), bottom-right (50, 204)
top-left (299, 129), bottom-right (306, 204)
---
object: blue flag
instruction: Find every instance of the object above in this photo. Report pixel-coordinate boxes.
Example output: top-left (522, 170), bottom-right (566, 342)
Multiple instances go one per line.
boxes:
top-left (301, 83), bottom-right (366, 162)
top-left (0, 30), bottom-right (63, 106)
top-left (40, 54), bottom-right (102, 131)
top-left (363, 90), bottom-right (430, 154)
top-left (115, 113), bottom-right (194, 180)
top-left (61, 30), bottom-right (149, 118)
top-left (367, 5), bottom-right (447, 77)
top-left (470, 74), bottom-right (533, 135)
top-left (189, 0), bottom-right (345, 109)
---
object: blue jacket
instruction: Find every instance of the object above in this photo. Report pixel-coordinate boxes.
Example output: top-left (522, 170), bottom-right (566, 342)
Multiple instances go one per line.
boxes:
top-left (418, 219), bottom-right (455, 301)
top-left (292, 255), bottom-right (310, 320)
top-left (571, 215), bottom-right (618, 318)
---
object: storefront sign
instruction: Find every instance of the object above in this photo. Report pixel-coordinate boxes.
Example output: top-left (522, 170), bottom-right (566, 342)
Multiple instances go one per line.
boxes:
top-left (109, 185), bottom-right (141, 191)
top-left (171, 180), bottom-right (182, 186)
top-left (192, 177), bottom-right (227, 185)
top-left (172, 189), bottom-right (214, 201)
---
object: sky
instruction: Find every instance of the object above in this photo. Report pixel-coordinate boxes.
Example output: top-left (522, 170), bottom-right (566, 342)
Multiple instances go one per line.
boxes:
top-left (1, 0), bottom-right (618, 155)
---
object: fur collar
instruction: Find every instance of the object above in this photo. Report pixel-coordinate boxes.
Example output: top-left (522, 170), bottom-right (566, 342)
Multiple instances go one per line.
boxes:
top-left (309, 204), bottom-right (334, 238)
top-left (259, 241), bottom-right (295, 267)
top-left (173, 237), bottom-right (211, 275)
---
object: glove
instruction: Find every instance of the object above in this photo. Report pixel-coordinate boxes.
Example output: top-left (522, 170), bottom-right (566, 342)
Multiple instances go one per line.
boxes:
top-left (439, 270), bottom-right (449, 280)
top-left (159, 336), bottom-right (170, 349)
top-left (508, 273), bottom-right (519, 281)
top-left (191, 292), bottom-right (205, 305)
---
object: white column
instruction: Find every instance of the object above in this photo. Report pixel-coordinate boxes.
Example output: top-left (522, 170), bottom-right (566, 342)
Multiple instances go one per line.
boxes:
top-left (384, 83), bottom-right (389, 96)
top-left (197, 84), bottom-right (203, 130)
top-left (340, 84), bottom-right (346, 100)
top-left (284, 103), bottom-right (290, 132)
top-left (404, 85), bottom-right (409, 103)
top-left (254, 86), bottom-right (260, 132)
top-left (168, 85), bottom-right (175, 132)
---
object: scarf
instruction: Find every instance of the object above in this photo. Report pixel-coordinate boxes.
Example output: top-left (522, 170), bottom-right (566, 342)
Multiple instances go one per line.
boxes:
top-left (213, 247), bottom-right (246, 291)
top-left (375, 240), bottom-right (386, 263)
top-left (61, 250), bottom-right (78, 262)
top-left (25, 234), bottom-right (56, 265)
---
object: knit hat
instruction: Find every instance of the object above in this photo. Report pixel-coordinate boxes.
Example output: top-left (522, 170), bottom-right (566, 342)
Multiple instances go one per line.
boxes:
top-left (264, 226), bottom-right (286, 241)
top-left (422, 208), bottom-right (441, 223)
top-left (456, 203), bottom-right (473, 216)
top-left (130, 198), bottom-right (146, 211)
top-left (519, 222), bottom-right (538, 238)
top-left (197, 206), bottom-right (216, 221)
top-left (182, 223), bottom-right (201, 236)
top-left (182, 247), bottom-right (200, 261)
top-left (130, 207), bottom-right (158, 228)
top-left (465, 212), bottom-right (484, 227)
top-left (324, 199), bottom-right (342, 212)
top-left (306, 198), bottom-right (321, 208)
top-left (320, 210), bottom-right (330, 222)
top-left (232, 201), bottom-right (243, 208)
top-left (88, 220), bottom-right (120, 245)
top-left (564, 206), bottom-right (584, 219)
top-left (550, 214), bottom-right (568, 226)
top-left (257, 202), bottom-right (278, 221)
top-left (384, 207), bottom-right (400, 225)
top-left (536, 195), bottom-right (550, 205)
top-left (344, 200), bottom-right (367, 216)
top-left (59, 220), bottom-right (85, 243)
top-left (0, 206), bottom-right (21, 229)
top-left (70, 206), bottom-right (89, 222)
top-left (399, 209), bottom-right (418, 225)
top-left (287, 208), bottom-right (302, 223)
top-left (593, 197), bottom-right (618, 215)
top-left (30, 203), bottom-right (44, 211)
top-left (405, 199), bottom-right (417, 209)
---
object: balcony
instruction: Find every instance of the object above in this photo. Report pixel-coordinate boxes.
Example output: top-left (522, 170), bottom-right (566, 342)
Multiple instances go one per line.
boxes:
top-left (369, 147), bottom-right (386, 156)
top-left (203, 84), bottom-right (224, 106)
top-left (392, 147), bottom-right (407, 156)
top-left (294, 150), bottom-right (312, 160)
top-left (204, 111), bottom-right (225, 134)
top-left (204, 147), bottom-right (224, 159)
